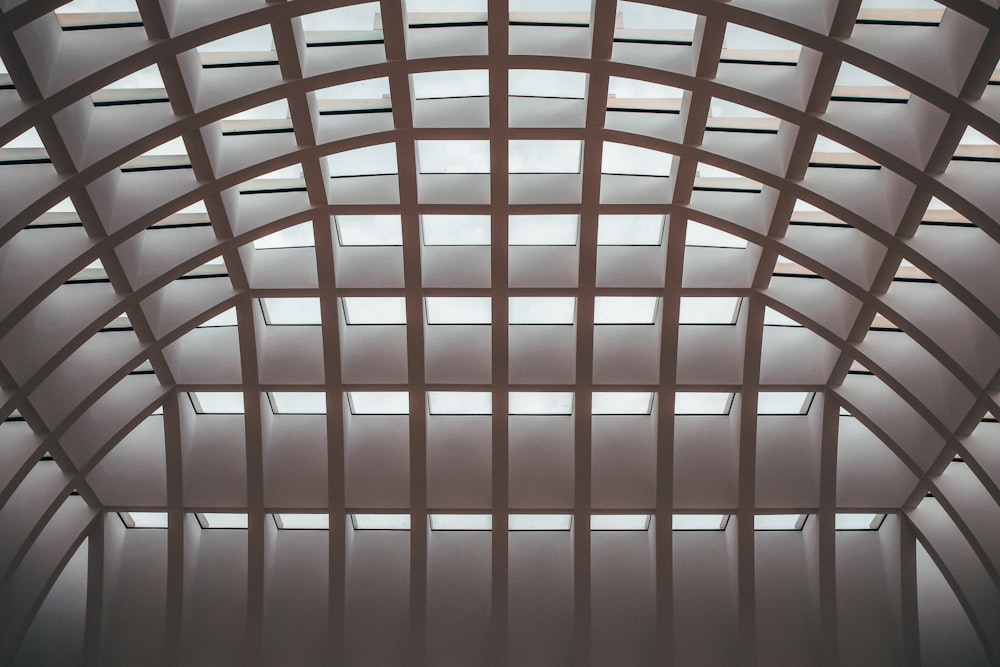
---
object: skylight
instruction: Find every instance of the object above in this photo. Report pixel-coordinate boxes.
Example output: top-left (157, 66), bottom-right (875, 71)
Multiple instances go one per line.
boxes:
top-left (424, 297), bottom-right (492, 324)
top-left (597, 215), bottom-right (665, 245)
top-left (347, 392), bottom-right (410, 415)
top-left (429, 514), bottom-right (493, 531)
top-left (342, 297), bottom-right (407, 325)
top-left (335, 215), bottom-right (403, 246)
top-left (352, 514), bottom-right (412, 530)
top-left (672, 514), bottom-right (729, 530)
top-left (591, 392), bottom-right (654, 415)
top-left (101, 64), bottom-right (164, 90)
top-left (509, 297), bottom-right (576, 324)
top-left (411, 70), bottom-right (489, 98)
top-left (427, 391), bottom-right (492, 415)
top-left (509, 392), bottom-right (574, 415)
top-left (754, 514), bottom-right (807, 530)
top-left (508, 215), bottom-right (578, 245)
top-left (508, 514), bottom-right (573, 531)
top-left (757, 392), bottom-right (814, 415)
top-left (3, 128), bottom-right (44, 149)
top-left (685, 221), bottom-right (748, 248)
top-left (119, 511), bottom-right (168, 529)
top-left (327, 143), bottom-right (398, 177)
top-left (509, 140), bottom-right (582, 173)
top-left (763, 307), bottom-right (802, 326)
top-left (608, 77), bottom-right (682, 100)
top-left (190, 392), bottom-right (244, 414)
top-left (509, 69), bottom-right (587, 98)
top-left (269, 392), bottom-right (326, 414)
top-left (416, 140), bottom-right (490, 173)
top-left (421, 215), bottom-right (491, 245)
top-left (56, 0), bottom-right (139, 14)
top-left (674, 392), bottom-right (733, 415)
top-left (602, 143), bottom-right (672, 176)
top-left (301, 2), bottom-right (379, 31)
top-left (590, 514), bottom-right (651, 530)
top-left (678, 297), bottom-right (740, 324)
top-left (274, 513), bottom-right (330, 530)
top-left (594, 296), bottom-right (659, 324)
top-left (198, 308), bottom-right (237, 328)
top-left (835, 513), bottom-right (885, 530)
top-left (315, 77), bottom-right (390, 100)
top-left (260, 298), bottom-right (321, 325)
top-left (254, 223), bottom-right (315, 249)
top-left (197, 513), bottom-right (249, 529)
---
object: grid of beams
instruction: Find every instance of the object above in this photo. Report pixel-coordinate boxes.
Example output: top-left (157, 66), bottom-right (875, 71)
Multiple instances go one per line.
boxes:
top-left (1, 0), bottom-right (999, 665)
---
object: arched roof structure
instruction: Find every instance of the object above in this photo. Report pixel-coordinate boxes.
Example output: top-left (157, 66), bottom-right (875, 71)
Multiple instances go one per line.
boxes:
top-left (0, 0), bottom-right (999, 665)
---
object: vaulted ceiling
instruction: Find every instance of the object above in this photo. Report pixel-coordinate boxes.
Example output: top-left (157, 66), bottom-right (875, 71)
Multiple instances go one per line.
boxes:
top-left (1, 0), bottom-right (999, 665)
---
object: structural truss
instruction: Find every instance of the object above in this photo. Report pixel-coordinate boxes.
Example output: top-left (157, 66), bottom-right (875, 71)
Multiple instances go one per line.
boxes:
top-left (1, 0), bottom-right (999, 664)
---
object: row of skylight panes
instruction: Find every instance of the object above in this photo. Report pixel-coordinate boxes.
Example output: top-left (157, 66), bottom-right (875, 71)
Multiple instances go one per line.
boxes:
top-left (119, 511), bottom-right (887, 531)
top-left (318, 141), bottom-right (675, 176)
top-left (210, 296), bottom-right (744, 326)
top-left (201, 301), bottom-right (803, 329)
top-left (253, 218), bottom-right (748, 249)
top-left (187, 390), bottom-right (815, 416)
top-left (174, 300), bottom-right (795, 330)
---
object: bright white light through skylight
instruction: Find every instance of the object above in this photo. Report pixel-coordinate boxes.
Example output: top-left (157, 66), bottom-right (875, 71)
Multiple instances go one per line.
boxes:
top-left (335, 215), bottom-right (403, 246)
top-left (275, 513), bottom-right (329, 530)
top-left (754, 514), bottom-right (807, 530)
top-left (835, 513), bottom-right (884, 530)
top-left (508, 215), bottom-right (578, 245)
top-left (347, 392), bottom-right (410, 415)
top-left (509, 392), bottom-right (574, 415)
top-left (685, 221), bottom-right (747, 248)
top-left (427, 391), bottom-right (492, 415)
top-left (270, 392), bottom-right (326, 414)
top-left (425, 297), bottom-right (492, 324)
top-left (591, 514), bottom-right (651, 530)
top-left (591, 392), bottom-right (654, 415)
top-left (4, 128), bottom-right (44, 149)
top-left (594, 296), bottom-right (659, 324)
top-left (190, 392), bottom-right (244, 414)
top-left (509, 297), bottom-right (576, 324)
top-left (679, 297), bottom-right (740, 324)
top-left (301, 3), bottom-right (379, 31)
top-left (509, 69), bottom-right (587, 98)
top-left (224, 100), bottom-right (289, 122)
top-left (417, 140), bottom-right (490, 173)
top-left (412, 70), bottom-right (489, 98)
top-left (763, 307), bottom-right (802, 326)
top-left (119, 511), bottom-right (168, 529)
top-left (103, 64), bottom-right (163, 90)
top-left (342, 297), bottom-right (407, 325)
top-left (315, 77), bottom-right (390, 100)
top-left (327, 143), bottom-right (398, 177)
top-left (608, 77), bottom-right (683, 99)
top-left (508, 514), bottom-right (572, 531)
top-left (261, 298), bottom-right (321, 325)
top-left (602, 142), bottom-right (672, 176)
top-left (672, 514), bottom-right (729, 530)
top-left (57, 0), bottom-right (138, 14)
top-left (430, 514), bottom-right (493, 530)
top-left (757, 392), bottom-right (813, 415)
top-left (597, 215), bottom-right (664, 245)
top-left (199, 25), bottom-right (273, 53)
top-left (199, 308), bottom-right (237, 328)
top-left (421, 215), bottom-right (491, 245)
top-left (254, 223), bottom-right (315, 249)
top-left (618, 1), bottom-right (697, 29)
top-left (674, 392), bottom-right (732, 415)
top-left (509, 140), bottom-right (582, 173)
top-left (352, 514), bottom-right (412, 530)
top-left (198, 513), bottom-right (249, 529)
